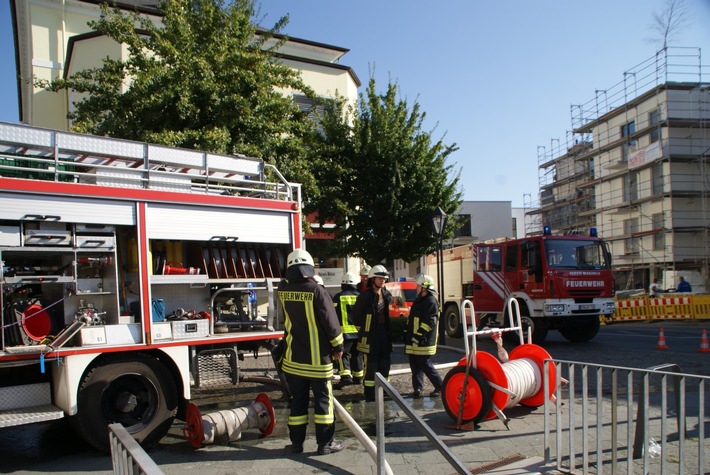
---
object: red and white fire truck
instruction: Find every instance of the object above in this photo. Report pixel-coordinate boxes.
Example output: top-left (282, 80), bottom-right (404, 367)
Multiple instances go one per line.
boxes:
top-left (0, 121), bottom-right (300, 451)
top-left (430, 229), bottom-right (616, 344)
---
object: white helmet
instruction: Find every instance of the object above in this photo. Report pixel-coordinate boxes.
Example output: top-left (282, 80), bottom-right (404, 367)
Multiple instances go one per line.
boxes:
top-left (360, 265), bottom-right (371, 276)
top-left (368, 265), bottom-right (389, 279)
top-left (287, 249), bottom-right (314, 268)
top-left (416, 274), bottom-right (435, 290)
top-left (341, 272), bottom-right (359, 286)
top-left (313, 275), bottom-right (324, 286)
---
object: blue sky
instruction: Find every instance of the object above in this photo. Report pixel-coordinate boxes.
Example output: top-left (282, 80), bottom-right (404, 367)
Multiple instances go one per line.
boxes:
top-left (1, 0), bottom-right (709, 206)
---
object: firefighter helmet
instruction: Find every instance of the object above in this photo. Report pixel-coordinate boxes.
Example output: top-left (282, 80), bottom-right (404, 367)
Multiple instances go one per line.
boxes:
top-left (360, 265), bottom-right (371, 276)
top-left (313, 275), bottom-right (325, 286)
top-left (341, 272), bottom-right (359, 286)
top-left (287, 249), bottom-right (314, 268)
top-left (368, 265), bottom-right (389, 279)
top-left (416, 274), bottom-right (435, 290)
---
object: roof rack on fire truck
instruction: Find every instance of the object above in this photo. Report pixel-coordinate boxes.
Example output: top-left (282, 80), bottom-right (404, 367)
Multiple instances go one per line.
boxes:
top-left (0, 121), bottom-right (295, 201)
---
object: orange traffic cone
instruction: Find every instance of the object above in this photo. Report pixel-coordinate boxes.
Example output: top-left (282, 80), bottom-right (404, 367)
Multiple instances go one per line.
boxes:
top-left (656, 328), bottom-right (669, 350)
top-left (698, 329), bottom-right (710, 353)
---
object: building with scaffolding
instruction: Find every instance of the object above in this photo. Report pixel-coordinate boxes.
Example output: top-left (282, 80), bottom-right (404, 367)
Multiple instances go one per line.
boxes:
top-left (531, 47), bottom-right (709, 293)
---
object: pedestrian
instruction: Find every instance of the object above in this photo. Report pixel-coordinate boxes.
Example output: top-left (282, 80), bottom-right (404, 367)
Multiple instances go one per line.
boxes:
top-left (358, 264), bottom-right (371, 293)
top-left (333, 272), bottom-right (363, 388)
top-left (277, 249), bottom-right (345, 455)
top-left (352, 264), bottom-right (394, 402)
top-left (677, 276), bottom-right (692, 292)
top-left (649, 278), bottom-right (659, 297)
top-left (404, 274), bottom-right (444, 398)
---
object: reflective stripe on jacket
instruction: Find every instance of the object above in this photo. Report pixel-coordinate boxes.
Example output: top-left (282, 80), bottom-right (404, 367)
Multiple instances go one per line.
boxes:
top-left (352, 287), bottom-right (394, 354)
top-left (333, 288), bottom-right (359, 336)
top-left (278, 277), bottom-right (344, 379)
top-left (404, 292), bottom-right (439, 356)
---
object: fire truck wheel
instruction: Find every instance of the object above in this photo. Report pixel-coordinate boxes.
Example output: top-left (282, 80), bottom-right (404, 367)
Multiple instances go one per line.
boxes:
top-left (503, 306), bottom-right (548, 345)
top-left (441, 365), bottom-right (492, 425)
top-left (73, 353), bottom-right (178, 453)
top-left (444, 305), bottom-right (463, 338)
top-left (558, 315), bottom-right (601, 342)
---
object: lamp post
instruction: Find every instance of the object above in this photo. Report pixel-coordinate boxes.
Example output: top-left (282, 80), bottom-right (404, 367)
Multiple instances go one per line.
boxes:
top-left (431, 206), bottom-right (447, 345)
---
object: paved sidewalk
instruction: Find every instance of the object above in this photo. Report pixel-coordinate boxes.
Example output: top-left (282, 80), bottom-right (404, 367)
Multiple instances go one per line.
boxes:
top-left (146, 345), bottom-right (559, 475)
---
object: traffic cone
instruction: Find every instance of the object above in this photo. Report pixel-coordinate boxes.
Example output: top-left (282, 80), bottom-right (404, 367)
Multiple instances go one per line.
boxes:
top-left (698, 329), bottom-right (710, 353)
top-left (656, 328), bottom-right (669, 350)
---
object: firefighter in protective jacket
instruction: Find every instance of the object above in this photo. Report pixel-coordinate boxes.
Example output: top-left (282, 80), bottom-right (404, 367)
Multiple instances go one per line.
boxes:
top-left (277, 249), bottom-right (345, 455)
top-left (333, 272), bottom-right (362, 387)
top-left (404, 274), bottom-right (443, 398)
top-left (352, 265), bottom-right (394, 401)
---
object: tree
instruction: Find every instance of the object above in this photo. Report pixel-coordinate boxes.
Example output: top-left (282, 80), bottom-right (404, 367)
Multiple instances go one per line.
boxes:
top-left (35, 0), bottom-right (318, 189)
top-left (308, 78), bottom-right (462, 265)
top-left (650, 0), bottom-right (689, 49)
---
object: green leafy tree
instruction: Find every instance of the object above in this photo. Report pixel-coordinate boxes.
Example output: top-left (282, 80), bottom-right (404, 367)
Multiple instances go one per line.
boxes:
top-left (35, 0), bottom-right (317, 189)
top-left (308, 78), bottom-right (462, 264)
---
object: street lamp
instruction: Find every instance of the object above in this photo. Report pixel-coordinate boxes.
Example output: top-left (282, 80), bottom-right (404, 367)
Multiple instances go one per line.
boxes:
top-left (431, 206), bottom-right (447, 345)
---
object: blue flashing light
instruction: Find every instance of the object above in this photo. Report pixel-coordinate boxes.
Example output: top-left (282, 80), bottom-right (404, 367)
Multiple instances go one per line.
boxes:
top-left (399, 277), bottom-right (406, 282)
top-left (589, 227), bottom-right (598, 237)
top-left (543, 225), bottom-right (552, 236)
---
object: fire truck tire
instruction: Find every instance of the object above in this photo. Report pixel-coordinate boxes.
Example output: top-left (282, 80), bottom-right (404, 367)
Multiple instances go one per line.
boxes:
top-left (73, 353), bottom-right (178, 453)
top-left (503, 306), bottom-right (548, 345)
top-left (444, 305), bottom-right (463, 338)
top-left (441, 365), bottom-right (492, 425)
top-left (558, 316), bottom-right (600, 342)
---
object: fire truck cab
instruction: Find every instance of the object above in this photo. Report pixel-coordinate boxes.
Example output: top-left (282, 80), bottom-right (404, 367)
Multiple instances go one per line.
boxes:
top-left (0, 122), bottom-right (299, 451)
top-left (438, 230), bottom-right (615, 344)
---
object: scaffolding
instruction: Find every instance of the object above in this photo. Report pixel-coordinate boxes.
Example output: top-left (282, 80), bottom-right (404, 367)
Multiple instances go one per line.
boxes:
top-left (530, 47), bottom-right (710, 292)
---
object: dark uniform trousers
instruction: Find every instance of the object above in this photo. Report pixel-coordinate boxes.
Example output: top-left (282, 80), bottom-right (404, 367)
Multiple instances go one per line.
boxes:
top-left (340, 337), bottom-right (364, 381)
top-left (363, 323), bottom-right (391, 401)
top-left (285, 373), bottom-right (335, 446)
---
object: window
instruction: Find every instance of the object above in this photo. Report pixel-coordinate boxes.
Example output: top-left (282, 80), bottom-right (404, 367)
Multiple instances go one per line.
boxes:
top-left (294, 95), bottom-right (329, 135)
top-left (453, 214), bottom-right (472, 238)
top-left (589, 157), bottom-right (595, 179)
top-left (476, 245), bottom-right (502, 272)
top-left (624, 218), bottom-right (639, 254)
top-left (652, 161), bottom-right (664, 195)
top-left (623, 171), bottom-right (638, 202)
top-left (621, 121), bottom-right (636, 162)
top-left (652, 213), bottom-right (665, 251)
top-left (649, 109), bottom-right (661, 143)
top-left (505, 245), bottom-right (518, 271)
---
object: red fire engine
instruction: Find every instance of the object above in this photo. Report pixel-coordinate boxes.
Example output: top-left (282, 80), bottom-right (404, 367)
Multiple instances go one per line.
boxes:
top-left (431, 228), bottom-right (615, 344)
top-left (0, 122), bottom-right (299, 451)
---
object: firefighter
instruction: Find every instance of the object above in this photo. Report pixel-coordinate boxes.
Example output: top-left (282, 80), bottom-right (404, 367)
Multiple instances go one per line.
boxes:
top-left (358, 264), bottom-right (371, 292)
top-left (404, 274), bottom-right (443, 398)
top-left (277, 249), bottom-right (345, 455)
top-left (333, 272), bottom-right (363, 388)
top-left (352, 264), bottom-right (394, 402)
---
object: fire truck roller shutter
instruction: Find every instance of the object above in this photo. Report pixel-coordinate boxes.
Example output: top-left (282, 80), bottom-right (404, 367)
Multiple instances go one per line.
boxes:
top-left (73, 353), bottom-right (178, 453)
top-left (0, 192), bottom-right (136, 225)
top-left (146, 203), bottom-right (291, 243)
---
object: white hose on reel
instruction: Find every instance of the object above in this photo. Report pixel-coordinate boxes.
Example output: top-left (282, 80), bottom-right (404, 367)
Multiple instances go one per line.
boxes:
top-left (501, 358), bottom-right (542, 407)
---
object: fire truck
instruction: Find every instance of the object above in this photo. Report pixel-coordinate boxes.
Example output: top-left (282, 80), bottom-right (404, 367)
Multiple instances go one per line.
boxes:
top-left (430, 229), bottom-right (616, 344)
top-left (0, 121), bottom-right (300, 451)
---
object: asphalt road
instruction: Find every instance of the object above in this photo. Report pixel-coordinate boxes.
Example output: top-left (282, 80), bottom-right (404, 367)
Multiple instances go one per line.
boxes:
top-left (2, 319), bottom-right (709, 474)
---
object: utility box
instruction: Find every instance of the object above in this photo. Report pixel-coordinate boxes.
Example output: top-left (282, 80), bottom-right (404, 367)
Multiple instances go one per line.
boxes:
top-left (171, 319), bottom-right (209, 339)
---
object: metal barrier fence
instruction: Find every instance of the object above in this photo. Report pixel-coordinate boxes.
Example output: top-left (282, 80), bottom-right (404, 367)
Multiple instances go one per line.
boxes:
top-left (373, 372), bottom-right (471, 475)
top-left (109, 423), bottom-right (164, 475)
top-left (543, 359), bottom-right (709, 474)
top-left (610, 294), bottom-right (710, 322)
